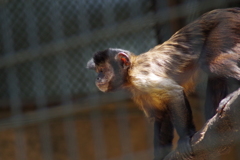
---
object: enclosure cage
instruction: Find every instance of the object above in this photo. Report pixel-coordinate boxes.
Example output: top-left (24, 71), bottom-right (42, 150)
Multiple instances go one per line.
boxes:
top-left (0, 0), bottom-right (240, 160)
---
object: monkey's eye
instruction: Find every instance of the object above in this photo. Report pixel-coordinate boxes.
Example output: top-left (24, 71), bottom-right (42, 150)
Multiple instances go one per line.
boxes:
top-left (97, 68), bottom-right (104, 73)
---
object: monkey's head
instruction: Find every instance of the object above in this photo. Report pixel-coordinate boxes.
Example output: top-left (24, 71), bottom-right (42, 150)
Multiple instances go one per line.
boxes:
top-left (86, 48), bottom-right (133, 92)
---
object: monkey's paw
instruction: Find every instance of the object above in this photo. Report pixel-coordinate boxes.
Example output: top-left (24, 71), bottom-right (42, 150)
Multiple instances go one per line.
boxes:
top-left (217, 93), bottom-right (235, 116)
top-left (177, 136), bottom-right (194, 159)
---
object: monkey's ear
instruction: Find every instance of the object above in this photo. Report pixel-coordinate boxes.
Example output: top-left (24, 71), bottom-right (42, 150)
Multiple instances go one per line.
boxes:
top-left (116, 52), bottom-right (131, 69)
top-left (86, 58), bottom-right (96, 70)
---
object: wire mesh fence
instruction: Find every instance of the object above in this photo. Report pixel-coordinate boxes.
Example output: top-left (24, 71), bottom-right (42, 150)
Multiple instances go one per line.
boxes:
top-left (0, 0), bottom-right (240, 160)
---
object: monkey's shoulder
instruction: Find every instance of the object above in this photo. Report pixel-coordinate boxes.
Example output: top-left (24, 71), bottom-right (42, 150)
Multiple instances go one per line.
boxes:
top-left (129, 67), bottom-right (182, 93)
top-left (128, 70), bottom-right (184, 116)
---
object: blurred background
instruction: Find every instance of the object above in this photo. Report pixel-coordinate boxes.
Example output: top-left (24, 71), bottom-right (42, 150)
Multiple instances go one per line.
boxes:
top-left (0, 0), bottom-right (240, 160)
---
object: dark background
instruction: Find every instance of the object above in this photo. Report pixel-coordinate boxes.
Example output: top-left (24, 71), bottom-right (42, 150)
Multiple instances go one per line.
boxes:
top-left (0, 0), bottom-right (240, 159)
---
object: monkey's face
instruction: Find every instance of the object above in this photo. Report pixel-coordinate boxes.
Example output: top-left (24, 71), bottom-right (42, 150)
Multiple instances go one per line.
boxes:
top-left (87, 48), bottom-right (131, 92)
top-left (94, 62), bottom-right (115, 92)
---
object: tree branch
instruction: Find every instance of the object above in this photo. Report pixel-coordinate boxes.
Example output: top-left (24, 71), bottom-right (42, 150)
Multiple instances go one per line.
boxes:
top-left (164, 88), bottom-right (240, 160)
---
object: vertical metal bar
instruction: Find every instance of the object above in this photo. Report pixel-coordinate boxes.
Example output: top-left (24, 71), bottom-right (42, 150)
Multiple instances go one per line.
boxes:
top-left (76, 1), bottom-right (108, 159)
top-left (167, 0), bottom-right (185, 32)
top-left (64, 118), bottom-right (80, 160)
top-left (50, 1), bottom-right (80, 159)
top-left (76, 0), bottom-right (90, 33)
top-left (90, 98), bottom-right (107, 160)
top-left (0, 7), bottom-right (14, 55)
top-left (103, 0), bottom-right (114, 25)
top-left (23, 1), bottom-right (54, 160)
top-left (50, 0), bottom-right (63, 40)
top-left (1, 6), bottom-right (27, 160)
top-left (116, 103), bottom-right (134, 160)
top-left (6, 68), bottom-right (27, 160)
top-left (144, 118), bottom-right (154, 151)
top-left (183, 0), bottom-right (199, 24)
top-left (151, 0), bottom-right (164, 44)
top-left (24, 0), bottom-right (39, 48)
top-left (56, 54), bottom-right (80, 160)
top-left (129, 0), bottom-right (140, 18)
top-left (237, 145), bottom-right (240, 159)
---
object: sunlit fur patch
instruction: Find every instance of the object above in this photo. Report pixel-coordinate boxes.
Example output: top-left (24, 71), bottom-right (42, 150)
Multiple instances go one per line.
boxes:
top-left (140, 70), bottom-right (149, 75)
top-left (180, 69), bottom-right (200, 94)
top-left (128, 68), bottom-right (184, 118)
top-left (208, 43), bottom-right (240, 80)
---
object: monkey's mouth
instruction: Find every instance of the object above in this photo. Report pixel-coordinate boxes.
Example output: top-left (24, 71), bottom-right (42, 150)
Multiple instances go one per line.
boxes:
top-left (96, 81), bottom-right (119, 92)
top-left (96, 82), bottom-right (109, 92)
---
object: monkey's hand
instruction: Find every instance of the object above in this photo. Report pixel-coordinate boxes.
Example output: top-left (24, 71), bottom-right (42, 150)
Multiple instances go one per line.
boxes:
top-left (163, 136), bottom-right (194, 160)
top-left (217, 90), bottom-right (238, 116)
top-left (177, 136), bottom-right (194, 159)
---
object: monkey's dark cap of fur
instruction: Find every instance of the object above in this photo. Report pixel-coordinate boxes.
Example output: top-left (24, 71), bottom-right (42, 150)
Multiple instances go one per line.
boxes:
top-left (93, 48), bottom-right (131, 65)
top-left (93, 49), bottom-right (109, 65)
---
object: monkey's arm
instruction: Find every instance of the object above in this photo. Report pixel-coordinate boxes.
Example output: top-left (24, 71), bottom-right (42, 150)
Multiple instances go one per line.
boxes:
top-left (166, 89), bottom-right (196, 159)
top-left (153, 113), bottom-right (173, 160)
top-left (151, 84), bottom-right (196, 160)
top-left (168, 90), bottom-right (196, 139)
top-left (164, 88), bottom-right (240, 160)
top-left (132, 76), bottom-right (196, 159)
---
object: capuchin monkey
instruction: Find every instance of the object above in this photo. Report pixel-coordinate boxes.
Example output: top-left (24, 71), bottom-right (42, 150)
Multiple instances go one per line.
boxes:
top-left (86, 8), bottom-right (240, 159)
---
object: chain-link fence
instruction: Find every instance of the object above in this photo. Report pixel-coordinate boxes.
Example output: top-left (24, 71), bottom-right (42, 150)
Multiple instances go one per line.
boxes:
top-left (0, 0), bottom-right (240, 160)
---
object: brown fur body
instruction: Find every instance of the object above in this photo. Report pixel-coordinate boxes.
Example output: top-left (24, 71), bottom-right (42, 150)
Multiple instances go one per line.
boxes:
top-left (126, 8), bottom-right (240, 119)
top-left (87, 8), bottom-right (240, 159)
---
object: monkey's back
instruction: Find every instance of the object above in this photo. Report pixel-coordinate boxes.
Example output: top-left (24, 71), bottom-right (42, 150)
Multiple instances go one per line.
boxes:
top-left (196, 8), bottom-right (240, 78)
top-left (171, 8), bottom-right (240, 74)
top-left (130, 8), bottom-right (240, 94)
